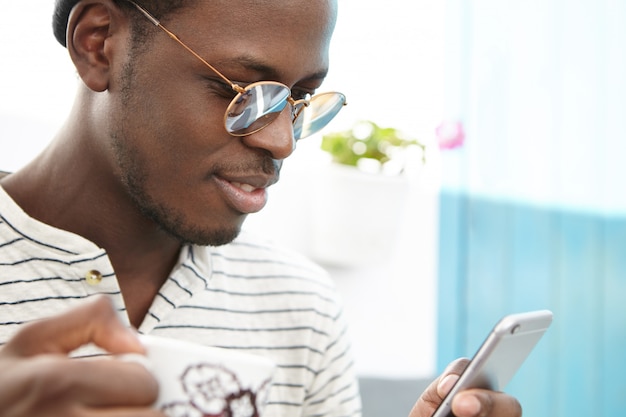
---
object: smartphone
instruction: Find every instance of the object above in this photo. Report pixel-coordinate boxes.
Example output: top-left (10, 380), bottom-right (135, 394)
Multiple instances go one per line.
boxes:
top-left (432, 309), bottom-right (553, 417)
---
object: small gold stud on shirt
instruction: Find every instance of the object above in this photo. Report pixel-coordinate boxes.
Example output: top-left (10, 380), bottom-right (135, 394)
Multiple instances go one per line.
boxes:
top-left (85, 270), bottom-right (103, 285)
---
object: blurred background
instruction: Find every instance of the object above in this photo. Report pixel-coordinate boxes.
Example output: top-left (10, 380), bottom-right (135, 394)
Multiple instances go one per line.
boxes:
top-left (1, 1), bottom-right (625, 416)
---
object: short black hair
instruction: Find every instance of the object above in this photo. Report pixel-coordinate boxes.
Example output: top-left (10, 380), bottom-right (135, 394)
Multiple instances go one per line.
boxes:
top-left (52, 0), bottom-right (190, 47)
top-left (53, 0), bottom-right (80, 46)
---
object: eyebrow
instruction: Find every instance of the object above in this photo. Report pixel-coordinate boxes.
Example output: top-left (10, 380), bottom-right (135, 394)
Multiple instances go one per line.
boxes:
top-left (213, 55), bottom-right (329, 84)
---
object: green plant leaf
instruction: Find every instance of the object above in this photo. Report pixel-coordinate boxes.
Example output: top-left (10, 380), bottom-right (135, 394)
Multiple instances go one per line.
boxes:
top-left (321, 120), bottom-right (426, 171)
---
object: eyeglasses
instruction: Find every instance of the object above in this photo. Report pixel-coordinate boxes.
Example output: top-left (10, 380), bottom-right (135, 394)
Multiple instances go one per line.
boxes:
top-left (127, 1), bottom-right (346, 140)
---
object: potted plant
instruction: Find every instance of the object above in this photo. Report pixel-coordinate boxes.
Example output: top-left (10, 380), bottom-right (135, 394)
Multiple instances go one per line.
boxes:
top-left (310, 121), bottom-right (426, 267)
top-left (320, 120), bottom-right (426, 175)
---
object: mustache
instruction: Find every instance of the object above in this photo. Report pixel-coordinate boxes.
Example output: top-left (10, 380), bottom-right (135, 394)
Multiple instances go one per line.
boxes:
top-left (212, 155), bottom-right (282, 178)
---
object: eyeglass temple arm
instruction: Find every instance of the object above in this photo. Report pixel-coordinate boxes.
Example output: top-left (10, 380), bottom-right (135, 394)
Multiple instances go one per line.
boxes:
top-left (126, 0), bottom-right (242, 93)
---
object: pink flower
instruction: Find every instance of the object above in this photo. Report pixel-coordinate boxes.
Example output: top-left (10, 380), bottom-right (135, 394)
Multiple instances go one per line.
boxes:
top-left (436, 121), bottom-right (465, 150)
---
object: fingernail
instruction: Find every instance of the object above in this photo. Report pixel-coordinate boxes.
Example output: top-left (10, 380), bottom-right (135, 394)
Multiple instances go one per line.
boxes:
top-left (437, 374), bottom-right (459, 396)
top-left (454, 393), bottom-right (482, 417)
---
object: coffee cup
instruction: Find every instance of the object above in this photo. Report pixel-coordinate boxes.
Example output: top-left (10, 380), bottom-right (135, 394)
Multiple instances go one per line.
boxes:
top-left (129, 334), bottom-right (276, 417)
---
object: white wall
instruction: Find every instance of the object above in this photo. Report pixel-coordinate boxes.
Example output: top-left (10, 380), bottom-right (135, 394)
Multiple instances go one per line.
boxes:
top-left (0, 1), bottom-right (445, 379)
top-left (0, 3), bottom-right (77, 169)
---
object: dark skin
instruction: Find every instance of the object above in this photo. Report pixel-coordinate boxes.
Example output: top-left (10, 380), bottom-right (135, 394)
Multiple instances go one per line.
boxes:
top-left (0, 1), bottom-right (523, 416)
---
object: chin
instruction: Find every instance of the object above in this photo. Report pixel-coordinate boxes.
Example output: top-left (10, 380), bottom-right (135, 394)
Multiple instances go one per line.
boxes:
top-left (131, 193), bottom-right (244, 246)
top-left (166, 223), bottom-right (242, 247)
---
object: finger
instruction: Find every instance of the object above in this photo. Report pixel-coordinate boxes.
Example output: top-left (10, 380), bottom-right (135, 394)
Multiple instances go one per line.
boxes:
top-left (3, 296), bottom-right (144, 357)
top-left (407, 358), bottom-right (470, 417)
top-left (408, 377), bottom-right (444, 416)
top-left (452, 389), bottom-right (522, 417)
top-left (19, 356), bottom-right (160, 408)
top-left (436, 358), bottom-right (469, 397)
top-left (65, 359), bottom-right (159, 407)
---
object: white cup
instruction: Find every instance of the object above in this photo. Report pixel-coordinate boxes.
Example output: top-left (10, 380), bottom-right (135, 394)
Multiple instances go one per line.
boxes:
top-left (135, 335), bottom-right (276, 417)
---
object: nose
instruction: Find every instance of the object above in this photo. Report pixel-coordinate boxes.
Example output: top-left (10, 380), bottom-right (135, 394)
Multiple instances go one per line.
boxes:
top-left (240, 108), bottom-right (296, 160)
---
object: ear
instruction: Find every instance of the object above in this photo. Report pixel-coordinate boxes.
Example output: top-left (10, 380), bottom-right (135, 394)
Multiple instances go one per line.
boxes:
top-left (66, 0), bottom-right (128, 92)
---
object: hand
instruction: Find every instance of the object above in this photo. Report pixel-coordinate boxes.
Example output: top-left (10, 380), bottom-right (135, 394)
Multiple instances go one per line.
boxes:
top-left (0, 296), bottom-right (165, 417)
top-left (408, 358), bottom-right (522, 417)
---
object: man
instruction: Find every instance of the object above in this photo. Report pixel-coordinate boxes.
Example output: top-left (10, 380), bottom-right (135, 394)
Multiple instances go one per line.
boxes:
top-left (0, 1), bottom-right (522, 416)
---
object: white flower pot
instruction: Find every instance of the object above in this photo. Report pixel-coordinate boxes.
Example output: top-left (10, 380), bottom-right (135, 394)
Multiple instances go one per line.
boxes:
top-left (310, 163), bottom-right (412, 267)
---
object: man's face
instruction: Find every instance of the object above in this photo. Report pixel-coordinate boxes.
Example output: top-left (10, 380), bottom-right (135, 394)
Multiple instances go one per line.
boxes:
top-left (107, 0), bottom-right (337, 245)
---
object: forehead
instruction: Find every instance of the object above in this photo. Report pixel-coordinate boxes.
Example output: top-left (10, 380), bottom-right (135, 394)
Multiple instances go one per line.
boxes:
top-left (160, 0), bottom-right (338, 82)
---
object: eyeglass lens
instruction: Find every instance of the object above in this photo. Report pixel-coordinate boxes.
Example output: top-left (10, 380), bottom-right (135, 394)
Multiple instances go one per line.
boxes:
top-left (226, 84), bottom-right (291, 135)
top-left (293, 92), bottom-right (346, 140)
top-left (225, 84), bottom-right (346, 140)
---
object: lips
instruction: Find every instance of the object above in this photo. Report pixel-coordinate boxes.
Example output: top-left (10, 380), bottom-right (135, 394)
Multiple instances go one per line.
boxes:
top-left (213, 175), bottom-right (273, 214)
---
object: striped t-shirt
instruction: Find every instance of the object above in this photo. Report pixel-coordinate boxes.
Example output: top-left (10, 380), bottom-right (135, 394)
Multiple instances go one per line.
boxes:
top-left (0, 185), bottom-right (362, 417)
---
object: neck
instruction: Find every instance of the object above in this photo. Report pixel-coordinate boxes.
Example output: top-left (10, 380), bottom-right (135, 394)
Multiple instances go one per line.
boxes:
top-left (0, 116), bottom-right (182, 328)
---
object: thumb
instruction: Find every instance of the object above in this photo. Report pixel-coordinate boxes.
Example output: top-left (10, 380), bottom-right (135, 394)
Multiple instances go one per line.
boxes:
top-left (408, 358), bottom-right (469, 417)
top-left (3, 296), bottom-right (144, 357)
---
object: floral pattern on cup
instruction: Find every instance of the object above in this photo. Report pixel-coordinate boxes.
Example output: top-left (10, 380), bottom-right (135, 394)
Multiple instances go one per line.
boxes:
top-left (160, 363), bottom-right (272, 417)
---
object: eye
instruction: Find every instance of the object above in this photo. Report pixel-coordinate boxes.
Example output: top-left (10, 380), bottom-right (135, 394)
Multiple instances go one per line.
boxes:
top-left (205, 77), bottom-right (237, 99)
top-left (291, 88), bottom-right (314, 101)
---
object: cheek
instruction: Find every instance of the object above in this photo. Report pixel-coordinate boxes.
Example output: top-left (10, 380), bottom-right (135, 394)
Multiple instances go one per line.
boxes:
top-left (129, 81), bottom-right (228, 169)
top-left (112, 54), bottom-right (232, 179)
